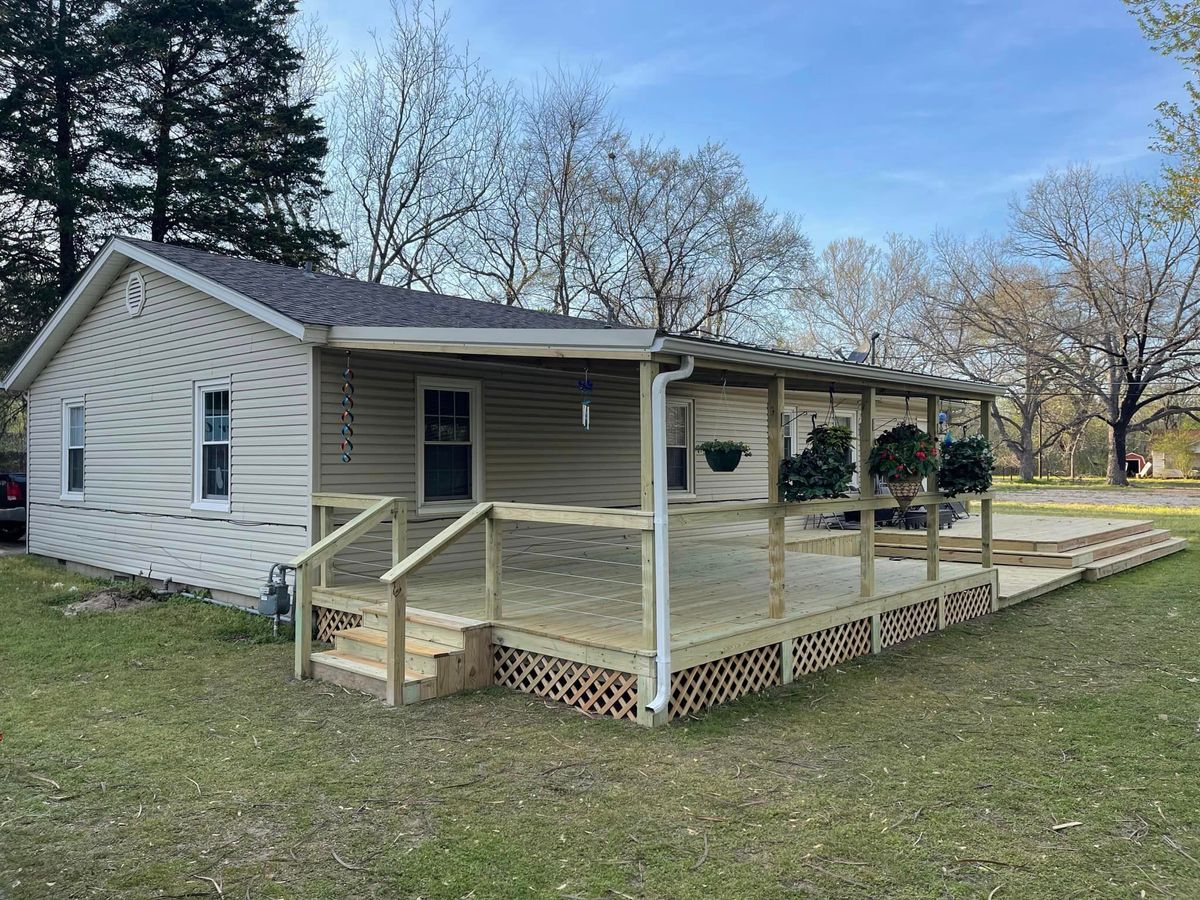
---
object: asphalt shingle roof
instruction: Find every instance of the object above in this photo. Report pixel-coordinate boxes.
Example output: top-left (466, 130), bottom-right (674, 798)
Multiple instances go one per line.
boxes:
top-left (124, 238), bottom-right (616, 330)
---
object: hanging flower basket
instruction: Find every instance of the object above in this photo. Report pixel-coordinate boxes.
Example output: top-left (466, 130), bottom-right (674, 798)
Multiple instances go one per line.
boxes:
top-left (868, 423), bottom-right (940, 513)
top-left (779, 424), bottom-right (857, 501)
top-left (939, 434), bottom-right (995, 497)
top-left (697, 440), bottom-right (751, 472)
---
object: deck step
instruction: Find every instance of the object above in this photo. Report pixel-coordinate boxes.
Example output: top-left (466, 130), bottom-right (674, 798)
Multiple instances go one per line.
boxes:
top-left (309, 650), bottom-right (435, 702)
top-left (1082, 537), bottom-right (1188, 581)
top-left (331, 626), bottom-right (462, 677)
top-left (361, 604), bottom-right (486, 647)
top-left (877, 528), bottom-right (1176, 568)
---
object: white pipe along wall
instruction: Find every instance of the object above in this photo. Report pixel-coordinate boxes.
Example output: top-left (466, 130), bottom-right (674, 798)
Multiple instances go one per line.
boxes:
top-left (645, 354), bottom-right (695, 714)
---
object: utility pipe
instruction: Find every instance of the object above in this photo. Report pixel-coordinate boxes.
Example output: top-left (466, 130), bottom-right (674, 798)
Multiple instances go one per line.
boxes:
top-left (645, 354), bottom-right (695, 714)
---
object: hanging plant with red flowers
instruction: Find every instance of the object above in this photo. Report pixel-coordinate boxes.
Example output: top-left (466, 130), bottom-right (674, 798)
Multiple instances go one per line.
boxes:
top-left (868, 422), bottom-right (940, 482)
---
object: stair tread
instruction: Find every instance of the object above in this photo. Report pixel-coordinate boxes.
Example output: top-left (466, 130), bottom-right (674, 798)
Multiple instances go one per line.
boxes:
top-left (312, 649), bottom-right (429, 682)
top-left (877, 528), bottom-right (1175, 562)
top-left (331, 627), bottom-right (458, 657)
top-left (1084, 536), bottom-right (1187, 572)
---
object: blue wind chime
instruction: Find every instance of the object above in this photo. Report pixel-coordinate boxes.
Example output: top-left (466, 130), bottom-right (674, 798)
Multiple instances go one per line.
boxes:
top-left (578, 368), bottom-right (593, 431)
top-left (340, 351), bottom-right (355, 462)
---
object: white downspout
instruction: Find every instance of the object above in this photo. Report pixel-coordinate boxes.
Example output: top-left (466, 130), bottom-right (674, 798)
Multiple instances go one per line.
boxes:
top-left (646, 354), bottom-right (695, 714)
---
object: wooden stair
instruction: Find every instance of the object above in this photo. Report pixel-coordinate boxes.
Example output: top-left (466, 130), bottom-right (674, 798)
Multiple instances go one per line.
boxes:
top-left (876, 520), bottom-right (1185, 573)
top-left (309, 606), bottom-right (492, 703)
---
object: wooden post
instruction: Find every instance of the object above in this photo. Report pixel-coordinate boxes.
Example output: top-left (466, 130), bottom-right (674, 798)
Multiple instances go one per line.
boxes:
top-left (386, 499), bottom-right (408, 706)
top-left (639, 361), bottom-right (658, 650)
top-left (859, 387), bottom-right (876, 598)
top-left (318, 505), bottom-right (332, 587)
top-left (767, 375), bottom-right (786, 618)
top-left (926, 394), bottom-right (940, 582)
top-left (485, 515), bottom-right (502, 620)
top-left (979, 399), bottom-right (994, 569)
top-left (385, 576), bottom-right (407, 706)
top-left (293, 563), bottom-right (312, 679)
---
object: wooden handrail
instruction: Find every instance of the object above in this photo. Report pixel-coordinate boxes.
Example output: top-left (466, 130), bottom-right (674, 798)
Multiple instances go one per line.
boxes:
top-left (311, 491), bottom-right (391, 511)
top-left (380, 502), bottom-right (493, 583)
top-left (489, 502), bottom-right (653, 531)
top-left (290, 495), bottom-right (398, 570)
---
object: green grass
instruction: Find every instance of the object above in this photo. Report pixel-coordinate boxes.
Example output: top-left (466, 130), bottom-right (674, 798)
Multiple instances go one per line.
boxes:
top-left (2, 504), bottom-right (1199, 899)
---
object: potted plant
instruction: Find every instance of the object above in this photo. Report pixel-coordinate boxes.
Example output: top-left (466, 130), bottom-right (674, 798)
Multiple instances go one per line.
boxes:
top-left (779, 424), bottom-right (857, 501)
top-left (696, 440), bottom-right (752, 472)
top-left (868, 422), bottom-right (939, 512)
top-left (938, 433), bottom-right (995, 497)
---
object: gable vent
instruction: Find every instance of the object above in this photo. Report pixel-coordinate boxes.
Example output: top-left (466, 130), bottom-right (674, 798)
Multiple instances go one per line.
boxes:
top-left (124, 272), bottom-right (146, 317)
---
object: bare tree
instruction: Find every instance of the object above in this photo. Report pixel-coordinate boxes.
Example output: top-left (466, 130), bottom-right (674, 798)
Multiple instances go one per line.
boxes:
top-left (525, 66), bottom-right (615, 316)
top-left (444, 86), bottom-right (551, 306)
top-left (927, 236), bottom-right (1095, 480)
top-left (796, 234), bottom-right (929, 368)
top-left (1011, 165), bottom-right (1200, 484)
top-left (573, 137), bottom-right (811, 338)
top-left (326, 0), bottom-right (502, 289)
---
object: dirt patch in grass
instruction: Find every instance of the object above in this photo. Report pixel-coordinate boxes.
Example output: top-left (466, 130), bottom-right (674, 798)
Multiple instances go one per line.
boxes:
top-left (62, 583), bottom-right (158, 616)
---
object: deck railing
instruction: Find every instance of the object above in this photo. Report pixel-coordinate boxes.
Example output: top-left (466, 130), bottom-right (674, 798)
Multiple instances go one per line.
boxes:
top-left (292, 493), bottom-right (407, 703)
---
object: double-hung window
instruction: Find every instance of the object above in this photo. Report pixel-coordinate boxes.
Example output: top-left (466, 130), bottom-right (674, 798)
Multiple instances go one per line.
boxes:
top-left (418, 379), bottom-right (481, 508)
top-left (666, 399), bottom-right (693, 493)
top-left (61, 400), bottom-right (85, 499)
top-left (194, 380), bottom-right (231, 511)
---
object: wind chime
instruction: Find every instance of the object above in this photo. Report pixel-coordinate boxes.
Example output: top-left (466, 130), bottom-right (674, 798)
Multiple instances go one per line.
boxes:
top-left (340, 351), bottom-right (355, 463)
top-left (578, 367), bottom-right (593, 431)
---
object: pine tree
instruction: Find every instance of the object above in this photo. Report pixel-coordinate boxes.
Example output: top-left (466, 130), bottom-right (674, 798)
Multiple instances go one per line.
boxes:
top-left (104, 0), bottom-right (339, 264)
top-left (0, 0), bottom-right (114, 365)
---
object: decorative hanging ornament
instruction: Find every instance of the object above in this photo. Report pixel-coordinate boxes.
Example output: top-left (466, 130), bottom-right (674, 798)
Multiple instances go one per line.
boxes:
top-left (578, 368), bottom-right (593, 431)
top-left (340, 351), bottom-right (355, 462)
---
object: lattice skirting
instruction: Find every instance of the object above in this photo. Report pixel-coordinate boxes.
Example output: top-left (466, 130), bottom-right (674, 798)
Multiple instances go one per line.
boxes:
top-left (944, 583), bottom-right (994, 626)
top-left (879, 597), bottom-right (938, 648)
top-left (792, 616), bottom-right (873, 679)
top-left (670, 644), bottom-right (782, 720)
top-left (314, 606), bottom-right (363, 643)
top-left (493, 646), bottom-right (639, 721)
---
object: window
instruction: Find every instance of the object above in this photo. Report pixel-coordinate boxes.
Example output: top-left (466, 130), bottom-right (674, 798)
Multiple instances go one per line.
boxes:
top-left (194, 380), bottom-right (231, 510)
top-left (418, 379), bottom-right (482, 508)
top-left (782, 407), bottom-right (799, 458)
top-left (666, 399), bottom-right (693, 493)
top-left (61, 400), bottom-right (85, 498)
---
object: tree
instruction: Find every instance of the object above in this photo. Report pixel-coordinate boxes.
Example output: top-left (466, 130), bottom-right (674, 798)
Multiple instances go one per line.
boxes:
top-left (524, 66), bottom-right (615, 316)
top-left (796, 234), bottom-right (929, 368)
top-left (1011, 166), bottom-right (1200, 484)
top-left (926, 237), bottom-right (1095, 481)
top-left (325, 0), bottom-right (501, 288)
top-left (1127, 0), bottom-right (1200, 213)
top-left (103, 0), bottom-right (338, 263)
top-left (573, 137), bottom-right (811, 338)
top-left (0, 0), bottom-right (114, 358)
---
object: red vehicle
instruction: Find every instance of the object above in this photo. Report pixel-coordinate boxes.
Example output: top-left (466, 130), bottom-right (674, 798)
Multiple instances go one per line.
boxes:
top-left (0, 473), bottom-right (26, 541)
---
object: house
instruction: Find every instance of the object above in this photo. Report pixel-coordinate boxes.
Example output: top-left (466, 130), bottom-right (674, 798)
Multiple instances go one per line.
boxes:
top-left (1148, 430), bottom-right (1200, 479)
top-left (6, 236), bottom-right (1182, 725)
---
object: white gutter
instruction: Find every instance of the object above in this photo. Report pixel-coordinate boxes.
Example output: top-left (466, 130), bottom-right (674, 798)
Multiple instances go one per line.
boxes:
top-left (645, 354), bottom-right (695, 715)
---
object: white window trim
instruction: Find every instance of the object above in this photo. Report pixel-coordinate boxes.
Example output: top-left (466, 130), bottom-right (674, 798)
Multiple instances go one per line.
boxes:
top-left (192, 377), bottom-right (232, 513)
top-left (666, 397), bottom-right (695, 498)
top-left (60, 398), bottom-right (85, 501)
top-left (415, 376), bottom-right (484, 515)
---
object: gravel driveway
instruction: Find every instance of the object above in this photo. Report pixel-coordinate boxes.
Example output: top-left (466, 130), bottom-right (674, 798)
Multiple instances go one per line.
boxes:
top-left (996, 485), bottom-right (1200, 508)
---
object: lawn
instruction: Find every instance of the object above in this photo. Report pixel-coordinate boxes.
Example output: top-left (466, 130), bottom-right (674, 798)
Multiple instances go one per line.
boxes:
top-left (2, 502), bottom-right (1198, 899)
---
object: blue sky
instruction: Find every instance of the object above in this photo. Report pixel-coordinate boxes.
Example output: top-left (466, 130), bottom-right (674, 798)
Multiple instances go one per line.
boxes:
top-left (304, 0), bottom-right (1187, 248)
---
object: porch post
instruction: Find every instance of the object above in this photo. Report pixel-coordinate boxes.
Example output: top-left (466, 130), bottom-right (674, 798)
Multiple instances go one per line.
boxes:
top-left (767, 375), bottom-right (786, 618)
top-left (859, 387), bottom-right (876, 598)
top-left (926, 394), bottom-right (940, 582)
top-left (979, 399), bottom-right (994, 570)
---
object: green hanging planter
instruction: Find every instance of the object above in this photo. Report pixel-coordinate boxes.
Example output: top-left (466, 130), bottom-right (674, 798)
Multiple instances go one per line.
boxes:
top-left (697, 441), bottom-right (752, 473)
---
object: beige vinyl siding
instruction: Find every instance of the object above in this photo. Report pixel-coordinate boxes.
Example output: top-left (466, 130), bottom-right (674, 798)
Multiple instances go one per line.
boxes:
top-left (314, 350), bottom-right (926, 582)
top-left (26, 261), bottom-right (311, 600)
